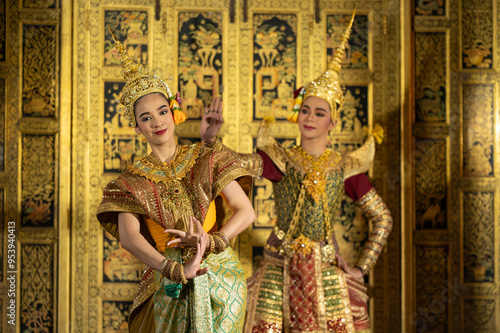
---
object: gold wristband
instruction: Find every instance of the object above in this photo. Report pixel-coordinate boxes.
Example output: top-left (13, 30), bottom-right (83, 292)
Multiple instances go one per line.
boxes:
top-left (160, 258), bottom-right (169, 276)
top-left (168, 261), bottom-right (177, 281)
top-left (179, 264), bottom-right (188, 284)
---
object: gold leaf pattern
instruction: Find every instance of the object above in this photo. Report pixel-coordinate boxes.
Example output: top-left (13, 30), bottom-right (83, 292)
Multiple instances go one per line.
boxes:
top-left (415, 139), bottom-right (447, 229)
top-left (21, 244), bottom-right (54, 332)
top-left (22, 25), bottom-right (56, 117)
top-left (463, 84), bottom-right (494, 176)
top-left (21, 135), bottom-right (55, 226)
top-left (463, 192), bottom-right (494, 283)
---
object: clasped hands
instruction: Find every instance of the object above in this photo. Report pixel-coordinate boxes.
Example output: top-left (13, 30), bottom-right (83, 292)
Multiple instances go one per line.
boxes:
top-left (164, 216), bottom-right (209, 279)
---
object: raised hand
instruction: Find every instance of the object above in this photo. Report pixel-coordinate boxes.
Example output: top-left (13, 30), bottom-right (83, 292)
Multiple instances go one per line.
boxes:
top-left (200, 97), bottom-right (224, 145)
top-left (165, 216), bottom-right (210, 252)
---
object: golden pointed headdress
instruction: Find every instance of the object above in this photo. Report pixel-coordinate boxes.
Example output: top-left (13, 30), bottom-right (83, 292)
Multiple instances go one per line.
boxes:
top-left (287, 11), bottom-right (355, 123)
top-left (108, 26), bottom-right (187, 127)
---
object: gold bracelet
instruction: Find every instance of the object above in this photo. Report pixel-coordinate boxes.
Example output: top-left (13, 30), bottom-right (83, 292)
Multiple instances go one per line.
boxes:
top-left (208, 234), bottom-right (215, 255)
top-left (160, 258), bottom-right (169, 276)
top-left (214, 231), bottom-right (230, 247)
top-left (168, 261), bottom-right (177, 281)
top-left (179, 264), bottom-right (188, 284)
top-left (174, 263), bottom-right (180, 283)
top-left (212, 232), bottom-right (230, 254)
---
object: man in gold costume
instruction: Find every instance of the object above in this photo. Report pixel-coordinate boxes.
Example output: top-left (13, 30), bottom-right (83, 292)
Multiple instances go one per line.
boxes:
top-left (97, 28), bottom-right (255, 332)
top-left (201, 13), bottom-right (392, 333)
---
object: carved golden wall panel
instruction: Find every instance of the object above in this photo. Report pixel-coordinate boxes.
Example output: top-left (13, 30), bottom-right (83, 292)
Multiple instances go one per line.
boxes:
top-left (22, 24), bottom-right (57, 117)
top-left (462, 0), bottom-right (493, 69)
top-left (462, 191), bottom-right (495, 283)
top-left (0, 77), bottom-right (4, 172)
top-left (415, 32), bottom-right (446, 123)
top-left (415, 245), bottom-right (449, 332)
top-left (463, 298), bottom-right (497, 332)
top-left (415, 139), bottom-right (447, 229)
top-left (178, 11), bottom-right (223, 118)
top-left (0, 2), bottom-right (4, 63)
top-left (415, 0), bottom-right (446, 16)
top-left (462, 84), bottom-right (495, 177)
top-left (0, 188), bottom-right (3, 282)
top-left (408, 0), bottom-right (500, 332)
top-left (21, 135), bottom-right (55, 227)
top-left (20, 243), bottom-right (54, 332)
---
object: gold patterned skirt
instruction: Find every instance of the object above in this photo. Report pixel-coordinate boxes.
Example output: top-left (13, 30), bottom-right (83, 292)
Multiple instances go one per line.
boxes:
top-left (245, 243), bottom-right (370, 333)
top-left (130, 247), bottom-right (247, 333)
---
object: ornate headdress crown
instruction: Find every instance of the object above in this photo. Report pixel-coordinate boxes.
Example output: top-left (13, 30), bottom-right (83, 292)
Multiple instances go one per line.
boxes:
top-left (288, 11), bottom-right (355, 123)
top-left (108, 26), bottom-right (186, 127)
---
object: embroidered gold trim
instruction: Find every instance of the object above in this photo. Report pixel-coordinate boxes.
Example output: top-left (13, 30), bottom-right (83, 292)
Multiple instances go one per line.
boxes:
top-left (127, 143), bottom-right (203, 183)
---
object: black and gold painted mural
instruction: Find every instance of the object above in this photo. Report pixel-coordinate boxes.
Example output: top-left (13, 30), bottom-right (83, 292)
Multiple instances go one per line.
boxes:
top-left (0, 0), bottom-right (499, 332)
top-left (178, 12), bottom-right (223, 118)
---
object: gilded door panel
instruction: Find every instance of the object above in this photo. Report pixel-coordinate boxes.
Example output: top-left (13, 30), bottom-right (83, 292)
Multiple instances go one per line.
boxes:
top-left (408, 0), bottom-right (500, 332)
top-left (178, 11), bottom-right (223, 119)
top-left (462, 0), bottom-right (493, 69)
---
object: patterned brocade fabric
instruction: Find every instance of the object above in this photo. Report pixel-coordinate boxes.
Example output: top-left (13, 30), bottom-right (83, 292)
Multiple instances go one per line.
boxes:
top-left (243, 120), bottom-right (390, 333)
top-left (96, 142), bottom-right (251, 332)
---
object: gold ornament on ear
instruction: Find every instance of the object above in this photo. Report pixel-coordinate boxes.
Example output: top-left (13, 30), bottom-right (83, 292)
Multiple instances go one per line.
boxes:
top-left (289, 11), bottom-right (355, 123)
top-left (108, 26), bottom-right (187, 127)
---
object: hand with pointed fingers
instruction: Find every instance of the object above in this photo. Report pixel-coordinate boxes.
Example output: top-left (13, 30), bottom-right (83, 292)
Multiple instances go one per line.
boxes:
top-left (165, 216), bottom-right (210, 252)
top-left (200, 97), bottom-right (224, 145)
top-left (183, 234), bottom-right (209, 279)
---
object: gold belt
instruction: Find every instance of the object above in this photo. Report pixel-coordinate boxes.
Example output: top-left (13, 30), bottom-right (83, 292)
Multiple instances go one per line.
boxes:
top-left (265, 226), bottom-right (338, 264)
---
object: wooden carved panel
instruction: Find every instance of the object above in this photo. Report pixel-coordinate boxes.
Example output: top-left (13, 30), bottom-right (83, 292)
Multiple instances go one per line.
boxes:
top-left (329, 85), bottom-right (369, 149)
top-left (22, 24), bottom-right (57, 117)
top-left (462, 84), bottom-right (494, 177)
top-left (23, 0), bottom-right (57, 9)
top-left (178, 12), bottom-right (223, 119)
top-left (253, 13), bottom-right (297, 120)
top-left (415, 33), bottom-right (446, 123)
top-left (104, 10), bottom-right (149, 67)
top-left (463, 299), bottom-right (496, 332)
top-left (102, 300), bottom-right (133, 332)
top-left (462, 0), bottom-right (493, 69)
top-left (103, 230), bottom-right (143, 283)
top-left (0, 77), bottom-right (4, 172)
top-left (463, 191), bottom-right (494, 283)
top-left (21, 135), bottom-right (55, 227)
top-left (103, 81), bottom-right (148, 173)
top-left (0, 188), bottom-right (3, 281)
top-left (415, 0), bottom-right (446, 16)
top-left (0, 1), bottom-right (4, 62)
top-left (415, 139), bottom-right (447, 229)
top-left (20, 244), bottom-right (54, 333)
top-left (415, 245), bottom-right (449, 332)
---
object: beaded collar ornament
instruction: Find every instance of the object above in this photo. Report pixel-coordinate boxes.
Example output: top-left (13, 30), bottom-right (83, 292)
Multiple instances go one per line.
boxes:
top-left (108, 26), bottom-right (187, 127)
top-left (288, 11), bottom-right (355, 123)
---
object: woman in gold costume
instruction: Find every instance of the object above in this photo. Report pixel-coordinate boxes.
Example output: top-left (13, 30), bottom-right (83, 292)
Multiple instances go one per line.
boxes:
top-left (97, 29), bottom-right (255, 332)
top-left (201, 14), bottom-right (392, 333)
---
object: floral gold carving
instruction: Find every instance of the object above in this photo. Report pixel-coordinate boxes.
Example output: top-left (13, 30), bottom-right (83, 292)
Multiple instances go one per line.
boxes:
top-left (22, 25), bottom-right (56, 117)
top-left (21, 135), bottom-right (55, 227)
top-left (20, 244), bottom-right (54, 332)
top-left (462, 84), bottom-right (494, 177)
top-left (463, 192), bottom-right (494, 283)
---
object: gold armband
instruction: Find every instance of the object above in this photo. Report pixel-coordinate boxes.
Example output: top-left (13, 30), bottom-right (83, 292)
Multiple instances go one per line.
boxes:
top-left (237, 153), bottom-right (264, 177)
top-left (354, 188), bottom-right (393, 274)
